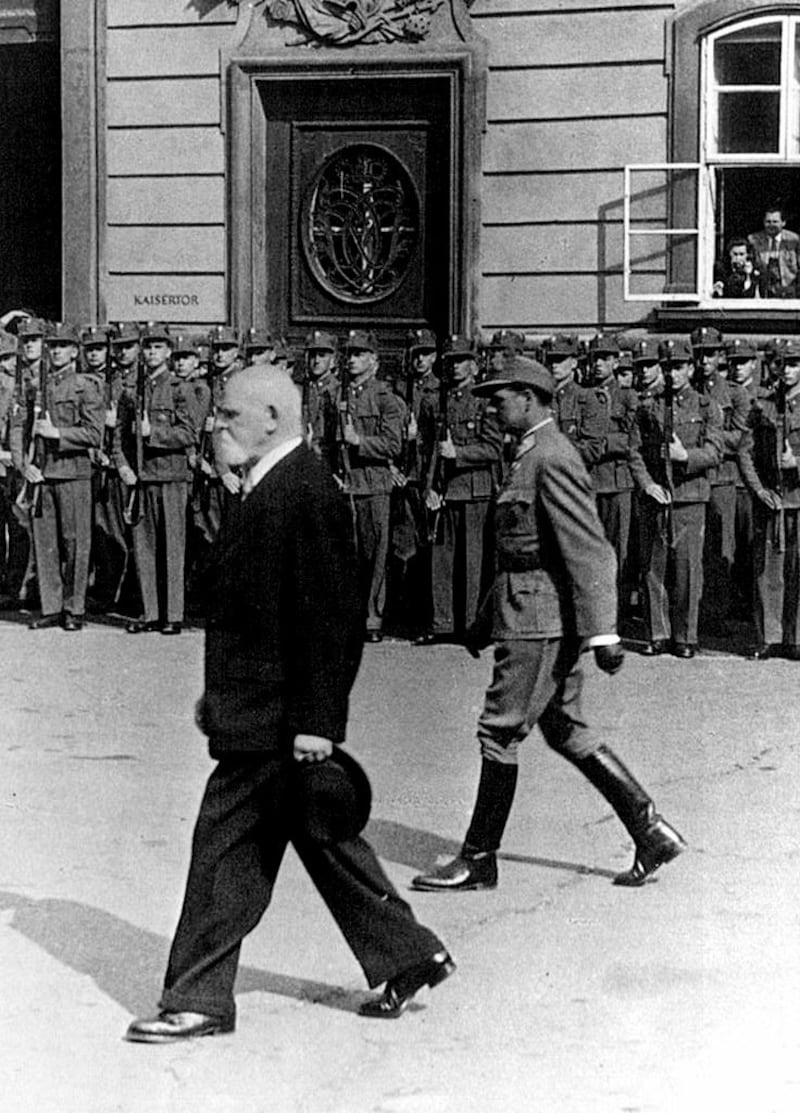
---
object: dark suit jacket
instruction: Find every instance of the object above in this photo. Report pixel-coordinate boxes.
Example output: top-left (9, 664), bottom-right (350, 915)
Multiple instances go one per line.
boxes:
top-left (200, 442), bottom-right (364, 755)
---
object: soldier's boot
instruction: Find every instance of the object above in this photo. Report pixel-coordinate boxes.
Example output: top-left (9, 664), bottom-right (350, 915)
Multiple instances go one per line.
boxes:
top-left (572, 745), bottom-right (686, 887)
top-left (411, 760), bottom-right (518, 891)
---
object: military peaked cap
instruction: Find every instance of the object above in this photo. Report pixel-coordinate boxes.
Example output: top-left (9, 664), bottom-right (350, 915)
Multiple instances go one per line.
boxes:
top-left (690, 325), bottom-right (724, 351)
top-left (782, 337), bottom-right (800, 362)
top-left (488, 329), bottom-right (525, 354)
top-left (80, 324), bottom-right (111, 346)
top-left (441, 333), bottom-right (476, 360)
top-left (242, 327), bottom-right (273, 351)
top-left (406, 327), bottom-right (437, 352)
top-left (631, 337), bottom-right (661, 364)
top-left (171, 332), bottom-right (199, 355)
top-left (140, 322), bottom-right (172, 344)
top-left (541, 333), bottom-right (579, 360)
top-left (209, 325), bottom-right (238, 347)
top-left (346, 329), bottom-right (378, 353)
top-left (305, 329), bottom-right (337, 352)
top-left (588, 331), bottom-right (620, 357)
top-left (45, 321), bottom-right (80, 344)
top-left (725, 337), bottom-right (757, 361)
top-left (17, 317), bottom-right (46, 339)
top-left (658, 337), bottom-right (693, 364)
top-left (111, 321), bottom-right (140, 344)
top-left (472, 355), bottom-right (555, 399)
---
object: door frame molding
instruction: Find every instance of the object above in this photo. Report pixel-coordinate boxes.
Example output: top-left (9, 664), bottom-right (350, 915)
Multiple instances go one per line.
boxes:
top-left (226, 49), bottom-right (486, 337)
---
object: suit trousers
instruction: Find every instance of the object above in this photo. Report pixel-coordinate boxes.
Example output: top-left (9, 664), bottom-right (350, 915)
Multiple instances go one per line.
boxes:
top-left (160, 756), bottom-right (444, 1020)
top-left (352, 493), bottom-right (391, 632)
top-left (431, 499), bottom-right (490, 635)
top-left (753, 505), bottom-right (800, 647)
top-left (638, 499), bottom-right (706, 645)
top-left (32, 478), bottom-right (92, 617)
top-left (131, 481), bottom-right (187, 624)
top-left (477, 638), bottom-right (599, 765)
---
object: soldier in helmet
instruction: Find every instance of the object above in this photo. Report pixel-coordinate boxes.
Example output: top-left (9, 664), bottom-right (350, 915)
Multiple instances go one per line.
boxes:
top-left (340, 329), bottom-right (404, 642)
top-left (629, 337), bottom-right (723, 658)
top-left (541, 333), bottom-right (583, 447)
top-left (484, 330), bottom-right (525, 379)
top-left (0, 328), bottom-right (29, 607)
top-left (241, 327), bottom-right (275, 367)
top-left (10, 321), bottom-right (104, 630)
top-left (301, 329), bottom-right (339, 468)
top-left (416, 334), bottom-right (503, 645)
top-left (114, 323), bottom-right (200, 635)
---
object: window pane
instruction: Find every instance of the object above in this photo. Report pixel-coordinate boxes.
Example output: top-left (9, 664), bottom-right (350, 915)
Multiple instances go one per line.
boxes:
top-left (718, 92), bottom-right (780, 152)
top-left (714, 22), bottom-right (781, 85)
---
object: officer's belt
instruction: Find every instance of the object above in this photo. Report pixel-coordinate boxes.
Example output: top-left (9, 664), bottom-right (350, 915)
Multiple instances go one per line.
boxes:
top-left (497, 553), bottom-right (542, 572)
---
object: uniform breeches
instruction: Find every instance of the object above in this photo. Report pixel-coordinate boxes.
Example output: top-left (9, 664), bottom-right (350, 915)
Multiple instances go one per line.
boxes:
top-left (160, 757), bottom-right (444, 1019)
top-left (476, 638), bottom-right (599, 765)
top-left (32, 479), bottom-right (92, 616)
top-left (753, 505), bottom-right (800, 646)
top-left (352, 493), bottom-right (391, 632)
top-left (131, 481), bottom-right (187, 623)
top-left (638, 500), bottom-right (706, 644)
top-left (431, 500), bottom-right (490, 635)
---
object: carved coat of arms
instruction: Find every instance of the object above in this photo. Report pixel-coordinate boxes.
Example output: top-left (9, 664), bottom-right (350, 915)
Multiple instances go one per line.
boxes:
top-left (264, 0), bottom-right (444, 45)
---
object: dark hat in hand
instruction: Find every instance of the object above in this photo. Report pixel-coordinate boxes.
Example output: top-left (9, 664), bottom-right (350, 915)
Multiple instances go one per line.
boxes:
top-left (292, 748), bottom-right (372, 844)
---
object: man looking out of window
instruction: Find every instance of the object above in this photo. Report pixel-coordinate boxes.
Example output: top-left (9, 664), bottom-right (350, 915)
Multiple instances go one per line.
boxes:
top-left (747, 206), bottom-right (799, 299)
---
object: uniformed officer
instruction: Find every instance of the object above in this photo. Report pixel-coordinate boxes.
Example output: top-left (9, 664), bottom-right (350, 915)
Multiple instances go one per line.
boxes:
top-left (411, 356), bottom-right (685, 893)
top-left (416, 334), bottom-right (503, 645)
top-left (724, 338), bottom-right (762, 625)
top-left (301, 328), bottom-right (339, 465)
top-left (115, 322), bottom-right (199, 635)
top-left (541, 333), bottom-right (583, 446)
top-left (209, 325), bottom-right (242, 382)
top-left (10, 321), bottom-right (104, 630)
top-left (738, 336), bottom-right (800, 659)
top-left (340, 328), bottom-right (403, 642)
top-left (629, 337), bottom-right (723, 658)
top-left (578, 332), bottom-right (637, 611)
top-left (17, 316), bottom-right (45, 389)
top-left (484, 329), bottom-right (525, 379)
top-left (691, 326), bottom-right (749, 636)
top-left (0, 328), bottom-right (29, 607)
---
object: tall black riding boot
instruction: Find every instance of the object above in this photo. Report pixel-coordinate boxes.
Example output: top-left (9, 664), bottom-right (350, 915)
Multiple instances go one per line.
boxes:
top-left (572, 745), bottom-right (686, 887)
top-left (411, 760), bottom-right (518, 892)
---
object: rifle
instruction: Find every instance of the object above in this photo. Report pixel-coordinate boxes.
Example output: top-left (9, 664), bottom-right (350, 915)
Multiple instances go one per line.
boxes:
top-left (662, 363), bottom-right (674, 545)
top-left (123, 349), bottom-right (146, 527)
top-left (335, 344), bottom-right (353, 492)
top-left (301, 347), bottom-right (312, 445)
top-left (16, 346), bottom-right (49, 518)
top-left (191, 380), bottom-right (214, 515)
top-left (424, 362), bottom-right (451, 543)
top-left (97, 337), bottom-right (115, 504)
top-left (774, 375), bottom-right (787, 552)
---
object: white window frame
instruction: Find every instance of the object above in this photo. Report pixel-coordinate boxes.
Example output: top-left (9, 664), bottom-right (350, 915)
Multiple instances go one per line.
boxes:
top-left (623, 163), bottom-right (703, 303)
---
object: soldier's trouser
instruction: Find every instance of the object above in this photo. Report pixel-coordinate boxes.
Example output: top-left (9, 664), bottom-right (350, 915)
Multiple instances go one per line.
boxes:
top-left (476, 638), bottom-right (599, 765)
top-left (132, 481), bottom-right (188, 624)
top-left (353, 493), bottom-right (391, 632)
top-left (596, 490), bottom-right (632, 594)
top-left (431, 499), bottom-right (490, 635)
top-left (733, 485), bottom-right (754, 611)
top-left (160, 756), bottom-right (445, 1019)
top-left (639, 499), bottom-right (705, 644)
top-left (753, 505), bottom-right (800, 646)
top-left (91, 472), bottom-right (129, 606)
top-left (0, 475), bottom-right (30, 596)
top-left (702, 482), bottom-right (736, 622)
top-left (32, 478), bottom-right (92, 616)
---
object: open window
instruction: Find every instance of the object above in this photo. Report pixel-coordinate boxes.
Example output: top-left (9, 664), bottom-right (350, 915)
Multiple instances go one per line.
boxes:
top-left (624, 10), bottom-right (800, 310)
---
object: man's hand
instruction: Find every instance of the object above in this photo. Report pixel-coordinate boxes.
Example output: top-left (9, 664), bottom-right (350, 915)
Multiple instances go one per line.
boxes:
top-left (204, 414), bottom-right (215, 434)
top-left (34, 414), bottom-right (60, 440)
top-left (424, 488), bottom-right (443, 512)
top-left (644, 482), bottom-right (672, 505)
top-left (293, 734), bottom-right (334, 763)
top-left (389, 463), bottom-right (407, 488)
top-left (118, 465), bottom-right (136, 486)
top-left (140, 413), bottom-right (151, 438)
top-left (23, 463), bottom-right (43, 484)
top-left (438, 433), bottom-right (456, 460)
top-left (407, 413), bottom-right (418, 439)
top-left (668, 434), bottom-right (688, 463)
top-left (756, 488), bottom-right (783, 511)
top-left (344, 420), bottom-right (360, 446)
top-left (594, 643), bottom-right (625, 675)
top-left (105, 405), bottom-right (117, 429)
top-left (781, 443), bottom-right (797, 469)
top-left (221, 470), bottom-right (241, 495)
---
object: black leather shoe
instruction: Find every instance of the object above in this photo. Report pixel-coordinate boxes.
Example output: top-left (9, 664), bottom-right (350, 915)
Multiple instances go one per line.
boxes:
top-left (62, 614), bottom-right (84, 632)
top-left (28, 613), bottom-right (62, 630)
top-left (160, 622), bottom-right (182, 636)
top-left (750, 643), bottom-right (779, 660)
top-left (614, 816), bottom-right (686, 887)
top-left (358, 950), bottom-right (455, 1019)
top-left (673, 642), bottom-right (695, 659)
top-left (124, 1010), bottom-right (235, 1043)
top-left (413, 631), bottom-right (454, 646)
top-left (126, 619), bottom-right (160, 634)
top-left (641, 639), bottom-right (669, 656)
top-left (411, 853), bottom-right (498, 892)
top-left (365, 630), bottom-right (383, 643)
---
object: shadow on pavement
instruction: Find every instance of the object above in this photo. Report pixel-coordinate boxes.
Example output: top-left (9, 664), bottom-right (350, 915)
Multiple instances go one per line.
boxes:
top-left (365, 819), bottom-right (618, 879)
top-left (0, 890), bottom-right (368, 1017)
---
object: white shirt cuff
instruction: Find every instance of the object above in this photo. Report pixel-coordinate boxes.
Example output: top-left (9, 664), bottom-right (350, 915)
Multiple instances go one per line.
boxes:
top-left (584, 634), bottom-right (620, 648)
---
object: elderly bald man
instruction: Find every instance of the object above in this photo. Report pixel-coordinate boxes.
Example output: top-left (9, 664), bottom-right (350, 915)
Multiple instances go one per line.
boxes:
top-left (126, 366), bottom-right (454, 1043)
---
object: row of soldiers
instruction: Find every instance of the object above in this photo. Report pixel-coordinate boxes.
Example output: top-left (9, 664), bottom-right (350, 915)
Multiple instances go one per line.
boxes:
top-left (0, 315), bottom-right (797, 660)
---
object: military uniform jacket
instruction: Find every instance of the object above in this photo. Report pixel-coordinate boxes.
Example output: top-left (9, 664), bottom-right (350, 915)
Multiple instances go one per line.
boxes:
top-left (629, 385), bottom-right (723, 503)
top-left (0, 372), bottom-right (16, 478)
top-left (552, 379), bottom-right (584, 445)
top-left (489, 419), bottom-right (618, 641)
top-left (703, 376), bottom-right (749, 486)
top-left (113, 367), bottom-right (198, 483)
top-left (576, 379), bottom-right (636, 493)
top-left (738, 386), bottom-right (800, 509)
top-left (342, 375), bottom-right (403, 496)
top-left (401, 372), bottom-right (439, 484)
top-left (10, 364), bottom-right (104, 480)
top-left (304, 372), bottom-right (338, 466)
top-left (419, 379), bottom-right (502, 501)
